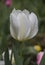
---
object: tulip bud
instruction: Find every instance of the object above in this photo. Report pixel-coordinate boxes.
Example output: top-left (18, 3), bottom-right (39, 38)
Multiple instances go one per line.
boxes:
top-left (5, 0), bottom-right (11, 7)
top-left (37, 52), bottom-right (44, 65)
top-left (10, 8), bottom-right (38, 41)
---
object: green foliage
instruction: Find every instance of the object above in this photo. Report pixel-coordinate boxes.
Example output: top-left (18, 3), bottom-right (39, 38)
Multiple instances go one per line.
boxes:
top-left (23, 46), bottom-right (37, 65)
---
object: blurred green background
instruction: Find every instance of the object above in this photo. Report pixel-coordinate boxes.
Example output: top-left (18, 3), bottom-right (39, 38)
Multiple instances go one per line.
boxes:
top-left (0, 0), bottom-right (45, 58)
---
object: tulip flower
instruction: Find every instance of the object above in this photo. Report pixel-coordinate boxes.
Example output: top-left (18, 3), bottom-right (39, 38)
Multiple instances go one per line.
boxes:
top-left (37, 52), bottom-right (44, 65)
top-left (10, 8), bottom-right (38, 41)
top-left (5, 0), bottom-right (11, 7)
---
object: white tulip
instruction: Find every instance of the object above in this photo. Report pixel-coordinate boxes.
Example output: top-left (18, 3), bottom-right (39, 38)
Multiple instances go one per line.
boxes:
top-left (10, 8), bottom-right (38, 41)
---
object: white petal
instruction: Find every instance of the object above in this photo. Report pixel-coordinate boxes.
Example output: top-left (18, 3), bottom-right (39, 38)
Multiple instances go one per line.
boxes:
top-left (11, 8), bottom-right (18, 16)
top-left (29, 12), bottom-right (38, 38)
top-left (10, 25), bottom-right (16, 39)
top-left (9, 50), bottom-right (12, 60)
top-left (23, 9), bottom-right (29, 16)
top-left (16, 10), bottom-right (22, 14)
top-left (2, 52), bottom-right (5, 60)
top-left (17, 13), bottom-right (31, 41)
top-left (10, 12), bottom-right (20, 39)
top-left (11, 8), bottom-right (16, 14)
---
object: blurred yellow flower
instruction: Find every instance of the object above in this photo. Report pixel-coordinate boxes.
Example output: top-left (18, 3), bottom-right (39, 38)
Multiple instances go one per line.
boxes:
top-left (34, 45), bottom-right (42, 52)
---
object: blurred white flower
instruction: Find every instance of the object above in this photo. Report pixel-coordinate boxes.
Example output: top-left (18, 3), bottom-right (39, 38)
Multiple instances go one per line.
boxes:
top-left (11, 53), bottom-right (15, 65)
top-left (10, 8), bottom-right (38, 41)
top-left (2, 52), bottom-right (5, 60)
top-left (2, 49), bottom-right (12, 61)
top-left (2, 50), bottom-right (15, 65)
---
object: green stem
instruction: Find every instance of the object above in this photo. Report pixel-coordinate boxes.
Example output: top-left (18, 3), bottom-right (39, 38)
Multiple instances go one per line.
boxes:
top-left (12, 41), bottom-right (24, 65)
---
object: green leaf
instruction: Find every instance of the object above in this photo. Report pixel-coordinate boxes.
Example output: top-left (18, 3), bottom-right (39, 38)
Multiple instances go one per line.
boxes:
top-left (40, 53), bottom-right (45, 65)
top-left (0, 35), bottom-right (8, 54)
top-left (23, 46), bottom-right (37, 55)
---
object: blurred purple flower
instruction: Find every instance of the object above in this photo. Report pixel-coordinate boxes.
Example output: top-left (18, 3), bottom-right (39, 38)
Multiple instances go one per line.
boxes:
top-left (37, 52), bottom-right (44, 65)
top-left (5, 0), bottom-right (12, 7)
